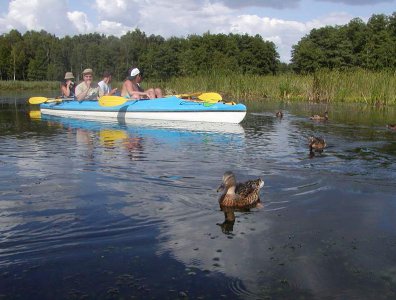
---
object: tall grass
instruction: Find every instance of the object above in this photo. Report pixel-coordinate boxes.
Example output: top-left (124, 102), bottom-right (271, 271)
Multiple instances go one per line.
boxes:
top-left (2, 69), bottom-right (396, 105)
top-left (158, 69), bottom-right (396, 105)
top-left (0, 80), bottom-right (59, 91)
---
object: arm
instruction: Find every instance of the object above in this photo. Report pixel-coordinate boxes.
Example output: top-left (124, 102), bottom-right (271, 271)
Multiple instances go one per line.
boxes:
top-left (109, 88), bottom-right (118, 96)
top-left (61, 83), bottom-right (71, 97)
top-left (125, 80), bottom-right (148, 98)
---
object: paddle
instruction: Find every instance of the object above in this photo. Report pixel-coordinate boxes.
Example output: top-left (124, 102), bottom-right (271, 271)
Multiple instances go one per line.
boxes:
top-left (28, 97), bottom-right (50, 104)
top-left (99, 95), bottom-right (128, 107)
top-left (99, 92), bottom-right (223, 107)
top-left (177, 92), bottom-right (222, 103)
top-left (197, 92), bottom-right (222, 103)
top-left (28, 97), bottom-right (65, 105)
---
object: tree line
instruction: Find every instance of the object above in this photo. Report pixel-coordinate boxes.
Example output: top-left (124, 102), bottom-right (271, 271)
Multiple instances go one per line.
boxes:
top-left (292, 12), bottom-right (396, 73)
top-left (0, 29), bottom-right (279, 82)
top-left (0, 12), bottom-right (395, 82)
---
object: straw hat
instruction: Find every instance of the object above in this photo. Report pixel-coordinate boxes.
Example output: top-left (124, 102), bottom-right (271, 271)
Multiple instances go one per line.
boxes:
top-left (64, 72), bottom-right (74, 79)
top-left (82, 68), bottom-right (93, 75)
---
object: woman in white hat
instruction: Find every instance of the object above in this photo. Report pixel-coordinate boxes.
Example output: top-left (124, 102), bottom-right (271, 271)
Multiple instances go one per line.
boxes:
top-left (61, 72), bottom-right (75, 98)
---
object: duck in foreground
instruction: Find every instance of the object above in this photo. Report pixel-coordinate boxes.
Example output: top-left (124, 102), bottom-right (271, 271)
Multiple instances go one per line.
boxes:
top-left (217, 171), bottom-right (264, 208)
top-left (308, 136), bottom-right (327, 151)
top-left (310, 111), bottom-right (328, 121)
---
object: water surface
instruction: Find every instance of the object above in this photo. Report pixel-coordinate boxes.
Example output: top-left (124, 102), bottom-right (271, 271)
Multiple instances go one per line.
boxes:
top-left (1, 96), bottom-right (396, 299)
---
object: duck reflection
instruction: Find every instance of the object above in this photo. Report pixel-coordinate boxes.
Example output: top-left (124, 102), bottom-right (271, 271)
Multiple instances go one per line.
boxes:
top-left (217, 205), bottom-right (260, 235)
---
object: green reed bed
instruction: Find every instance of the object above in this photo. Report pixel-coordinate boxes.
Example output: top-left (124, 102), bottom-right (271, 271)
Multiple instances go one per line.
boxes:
top-left (161, 70), bottom-right (396, 105)
top-left (0, 80), bottom-right (59, 91)
top-left (2, 70), bottom-right (396, 105)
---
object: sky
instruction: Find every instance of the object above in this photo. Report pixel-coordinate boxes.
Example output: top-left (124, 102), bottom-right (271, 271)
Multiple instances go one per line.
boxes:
top-left (0, 0), bottom-right (395, 62)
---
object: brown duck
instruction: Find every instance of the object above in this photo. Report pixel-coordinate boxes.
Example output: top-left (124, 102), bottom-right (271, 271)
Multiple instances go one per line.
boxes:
top-left (276, 111), bottom-right (283, 118)
top-left (310, 111), bottom-right (328, 121)
top-left (217, 171), bottom-right (264, 208)
top-left (387, 124), bottom-right (396, 131)
top-left (308, 136), bottom-right (327, 151)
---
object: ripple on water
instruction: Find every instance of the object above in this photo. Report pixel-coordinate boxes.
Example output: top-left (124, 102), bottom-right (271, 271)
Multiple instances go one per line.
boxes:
top-left (1, 101), bottom-right (396, 299)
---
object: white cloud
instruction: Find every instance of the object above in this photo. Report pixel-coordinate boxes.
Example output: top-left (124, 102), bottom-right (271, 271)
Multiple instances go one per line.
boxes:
top-left (228, 12), bottom-right (353, 62)
top-left (319, 0), bottom-right (395, 5)
top-left (67, 11), bottom-right (94, 34)
top-left (1, 0), bottom-right (73, 35)
top-left (217, 0), bottom-right (300, 9)
top-left (96, 20), bottom-right (133, 36)
top-left (0, 0), bottom-right (392, 62)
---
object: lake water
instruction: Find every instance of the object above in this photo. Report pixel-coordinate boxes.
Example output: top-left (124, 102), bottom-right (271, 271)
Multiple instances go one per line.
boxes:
top-left (1, 95), bottom-right (396, 299)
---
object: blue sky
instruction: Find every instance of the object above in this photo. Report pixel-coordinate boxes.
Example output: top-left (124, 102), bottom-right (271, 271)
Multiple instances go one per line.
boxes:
top-left (0, 0), bottom-right (395, 62)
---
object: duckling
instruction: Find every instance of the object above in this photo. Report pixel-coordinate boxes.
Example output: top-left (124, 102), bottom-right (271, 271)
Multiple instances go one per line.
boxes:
top-left (308, 136), bottom-right (327, 151)
top-left (310, 111), bottom-right (328, 121)
top-left (386, 124), bottom-right (396, 131)
top-left (276, 111), bottom-right (283, 118)
top-left (217, 171), bottom-right (264, 208)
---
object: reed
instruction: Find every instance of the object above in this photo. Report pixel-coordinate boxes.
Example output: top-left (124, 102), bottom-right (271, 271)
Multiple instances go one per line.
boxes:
top-left (0, 80), bottom-right (59, 91)
top-left (157, 69), bottom-right (396, 105)
top-left (2, 69), bottom-right (396, 105)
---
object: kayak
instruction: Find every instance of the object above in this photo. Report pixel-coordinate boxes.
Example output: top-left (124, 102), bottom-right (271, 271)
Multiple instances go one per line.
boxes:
top-left (40, 96), bottom-right (247, 124)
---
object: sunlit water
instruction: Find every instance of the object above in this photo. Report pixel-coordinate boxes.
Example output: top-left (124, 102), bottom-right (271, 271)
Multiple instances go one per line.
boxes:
top-left (1, 96), bottom-right (396, 299)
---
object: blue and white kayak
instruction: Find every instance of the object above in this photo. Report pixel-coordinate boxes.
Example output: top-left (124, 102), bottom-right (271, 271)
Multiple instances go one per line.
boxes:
top-left (40, 96), bottom-right (247, 124)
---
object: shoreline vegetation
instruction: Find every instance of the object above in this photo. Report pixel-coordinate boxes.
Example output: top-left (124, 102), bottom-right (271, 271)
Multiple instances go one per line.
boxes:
top-left (1, 69), bottom-right (395, 105)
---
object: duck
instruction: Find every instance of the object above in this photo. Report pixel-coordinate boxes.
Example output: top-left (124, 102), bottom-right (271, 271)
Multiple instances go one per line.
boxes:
top-left (386, 124), bottom-right (396, 131)
top-left (308, 136), bottom-right (327, 151)
top-left (276, 111), bottom-right (283, 118)
top-left (217, 171), bottom-right (264, 208)
top-left (310, 111), bottom-right (328, 121)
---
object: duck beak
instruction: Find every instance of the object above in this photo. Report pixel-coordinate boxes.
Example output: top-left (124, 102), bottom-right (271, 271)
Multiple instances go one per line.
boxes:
top-left (217, 183), bottom-right (225, 192)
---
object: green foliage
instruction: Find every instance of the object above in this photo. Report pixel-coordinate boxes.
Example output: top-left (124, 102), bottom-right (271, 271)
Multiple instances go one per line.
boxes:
top-left (2, 70), bottom-right (395, 105)
top-left (0, 29), bottom-right (279, 82)
top-left (292, 12), bottom-right (396, 73)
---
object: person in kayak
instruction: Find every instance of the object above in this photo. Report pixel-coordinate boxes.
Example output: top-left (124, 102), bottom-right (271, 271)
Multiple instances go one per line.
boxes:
top-left (75, 68), bottom-right (104, 101)
top-left (121, 67), bottom-right (162, 99)
top-left (98, 70), bottom-right (118, 96)
top-left (60, 72), bottom-right (75, 98)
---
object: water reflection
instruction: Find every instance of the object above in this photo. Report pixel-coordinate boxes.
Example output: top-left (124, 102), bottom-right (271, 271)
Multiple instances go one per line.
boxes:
top-left (2, 99), bottom-right (396, 299)
top-left (217, 206), bottom-right (262, 235)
